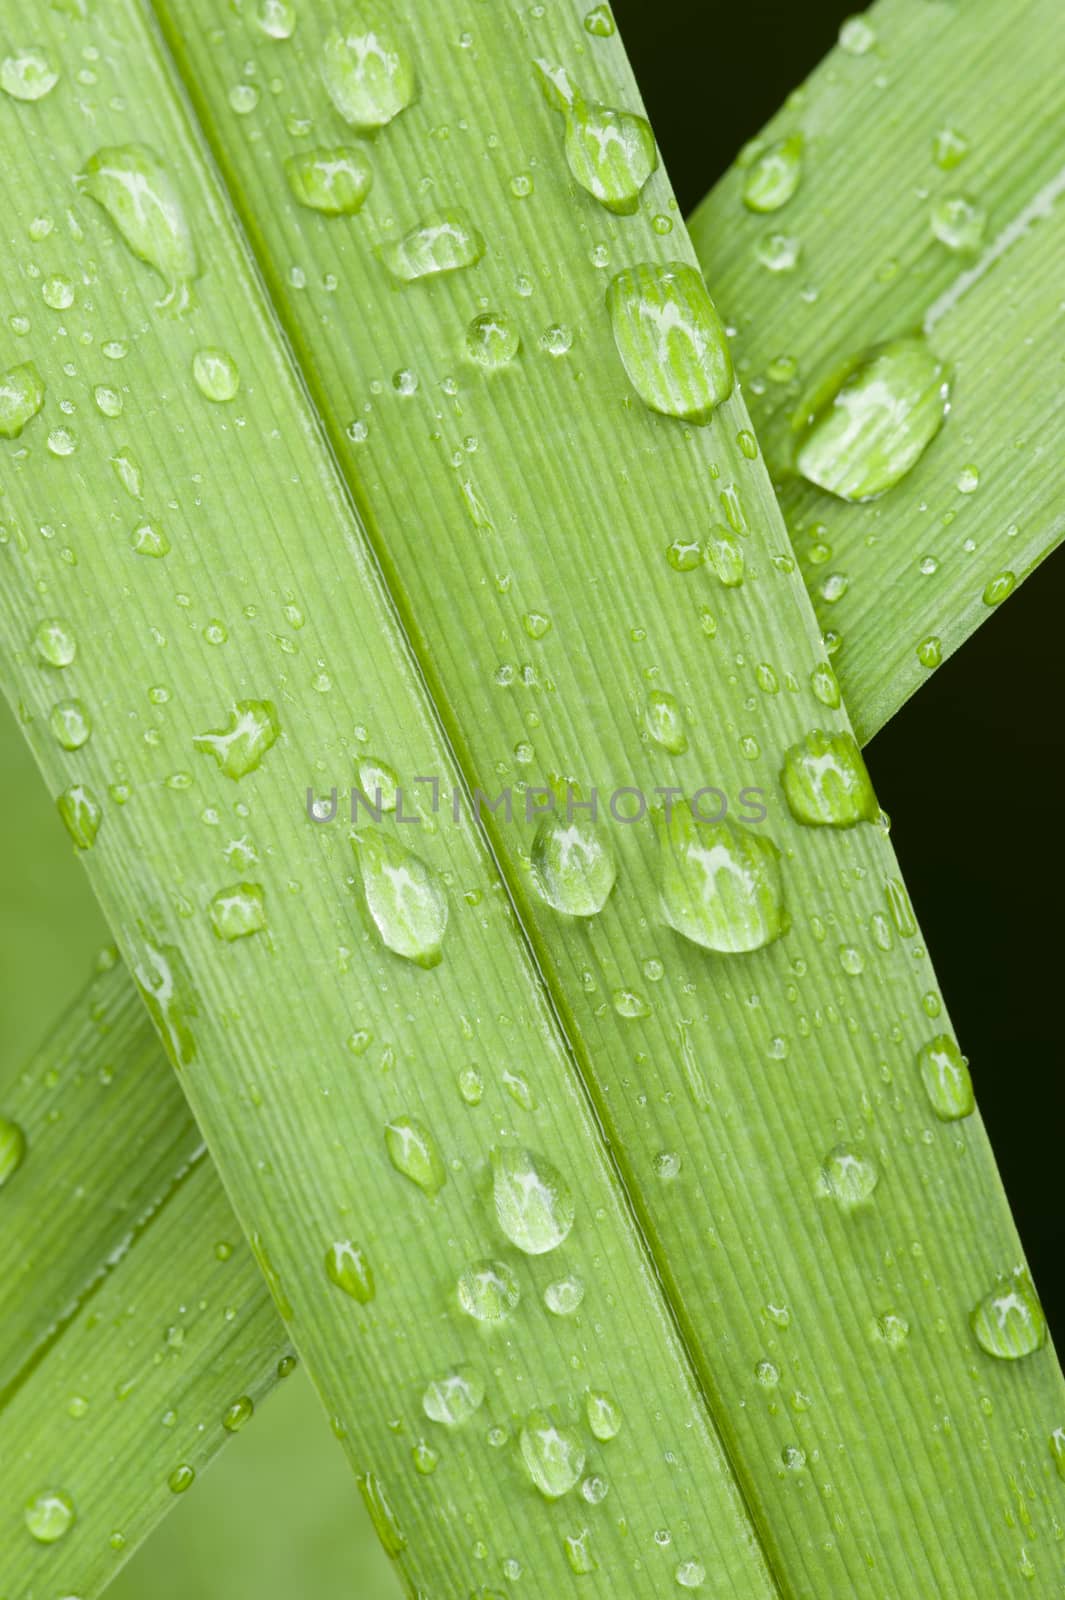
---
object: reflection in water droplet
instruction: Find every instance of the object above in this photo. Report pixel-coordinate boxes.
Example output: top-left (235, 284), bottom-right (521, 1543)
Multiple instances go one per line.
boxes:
top-left (585, 1390), bottom-right (622, 1441)
top-left (222, 1395), bottom-right (254, 1432)
top-left (80, 145), bottom-right (197, 307)
top-left (780, 729), bottom-right (878, 828)
top-left (2, 47), bottom-right (59, 101)
top-left (794, 337), bottom-right (950, 503)
top-left (544, 1274), bottom-right (584, 1316)
top-left (351, 829), bottom-right (448, 968)
top-left (381, 212), bottom-right (485, 281)
top-left (34, 617), bottom-right (77, 668)
top-left (492, 1147), bottom-right (575, 1255)
top-left (57, 783), bottom-right (102, 850)
top-left (193, 349), bottom-right (240, 403)
top-left (322, 6), bottom-right (416, 131)
top-left (209, 882), bottom-right (267, 941)
top-left (606, 261), bottom-right (733, 425)
top-left (193, 700), bottom-right (280, 780)
top-left (422, 1365), bottom-right (484, 1426)
top-left (465, 310), bottom-right (520, 369)
top-left (384, 1115), bottom-right (446, 1195)
top-left (530, 811), bottom-right (616, 917)
top-left (658, 804), bottom-right (786, 955)
top-left (742, 135), bottom-right (803, 213)
top-left (168, 1464), bottom-right (195, 1495)
top-left (457, 1258), bottom-right (520, 1322)
top-left (916, 1034), bottom-right (974, 1121)
top-left (325, 1239), bottom-right (375, 1303)
top-left (970, 1269), bottom-right (1046, 1360)
top-left (285, 148), bottom-right (373, 215)
top-left (519, 1411), bottom-right (585, 1499)
top-left (25, 1489), bottom-right (75, 1543)
top-left (0, 361), bottom-right (44, 438)
top-left (818, 1144), bottom-right (878, 1210)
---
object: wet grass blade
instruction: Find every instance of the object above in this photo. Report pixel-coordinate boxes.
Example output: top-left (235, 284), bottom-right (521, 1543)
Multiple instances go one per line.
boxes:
top-left (0, 963), bottom-right (292, 1596)
top-left (688, 0), bottom-right (1065, 742)
top-left (0, 5), bottom-right (778, 1596)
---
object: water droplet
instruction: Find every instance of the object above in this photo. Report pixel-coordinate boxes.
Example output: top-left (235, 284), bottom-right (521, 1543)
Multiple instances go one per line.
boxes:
top-left (794, 337), bottom-right (950, 502)
top-left (192, 348), bottom-right (240, 404)
top-left (539, 322), bottom-right (573, 357)
top-left (916, 1034), bottom-right (974, 1121)
top-left (0, 1114), bottom-right (26, 1187)
top-left (983, 570), bottom-right (1015, 607)
top-left (658, 805), bottom-right (786, 955)
top-left (809, 662), bottom-right (840, 708)
top-left (42, 275), bottom-right (74, 310)
top-left (228, 82), bottom-right (260, 115)
top-left (531, 811), bottom-right (616, 917)
top-left (93, 384), bottom-right (123, 418)
top-left (322, 7), bottom-right (416, 131)
top-left (131, 938), bottom-right (199, 1069)
top-left (422, 1365), bottom-right (484, 1426)
top-left (209, 882), bottom-right (267, 941)
top-left (381, 212), bottom-right (484, 281)
top-left (971, 1269), bottom-right (1046, 1360)
top-left (756, 232), bottom-right (800, 272)
top-left (544, 1274), bottom-right (584, 1316)
top-left (781, 1444), bottom-right (806, 1471)
top-left (1049, 1427), bottom-right (1065, 1481)
top-left (131, 521), bottom-right (170, 558)
top-left (872, 1312), bottom-right (910, 1349)
top-left (465, 310), bottom-right (519, 369)
top-left (412, 1440), bottom-right (438, 1473)
top-left (585, 1390), bottom-right (621, 1441)
top-left (645, 689), bottom-right (688, 755)
top-left (285, 148), bottom-right (373, 215)
top-left (931, 193), bottom-right (986, 253)
top-left (80, 145), bottom-right (197, 307)
top-left (193, 700), bottom-right (280, 779)
top-left (755, 1359), bottom-right (779, 1388)
top-left (47, 425), bottom-right (77, 457)
top-left (666, 536), bottom-right (703, 572)
top-left (742, 135), bottom-right (803, 213)
top-left (492, 1146), bottom-right (574, 1255)
top-left (458, 1066), bottom-right (483, 1105)
top-left (932, 127), bottom-right (969, 171)
top-left (0, 361), bottom-right (45, 438)
top-left (583, 4), bottom-right (615, 35)
top-left (706, 527), bottom-right (745, 587)
top-left (956, 464), bottom-right (980, 494)
top-left (56, 783), bottom-right (102, 850)
top-left (838, 15), bottom-right (876, 53)
top-left (25, 1489), bottom-right (75, 1542)
top-left (457, 1258), bottom-right (520, 1322)
top-left (780, 729), bottom-right (877, 828)
top-left (384, 1115), bottom-right (446, 1195)
top-left (357, 1472), bottom-right (406, 1557)
top-left (2, 46), bottom-right (59, 102)
top-left (606, 261), bottom-right (733, 425)
top-left (675, 1561), bottom-right (707, 1589)
top-left (222, 1395), bottom-right (254, 1432)
top-left (916, 635), bottom-right (942, 669)
top-left (252, 0), bottom-right (296, 38)
top-left (523, 610), bottom-right (551, 638)
top-left (168, 1464), bottom-right (195, 1495)
top-left (818, 1144), bottom-right (878, 1210)
top-left (519, 1412), bottom-right (585, 1499)
top-left (352, 829), bottom-right (448, 968)
top-left (111, 448), bottom-right (143, 499)
top-left (535, 63), bottom-right (657, 215)
top-left (325, 1239), bottom-right (375, 1302)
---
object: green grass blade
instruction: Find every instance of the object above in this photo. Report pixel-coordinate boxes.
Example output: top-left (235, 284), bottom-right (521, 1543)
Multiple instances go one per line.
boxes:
top-left (150, 1), bottom-right (1065, 1593)
top-left (0, 5), bottom-right (778, 1595)
top-left (688, 0), bottom-right (1065, 742)
top-left (0, 967), bottom-right (293, 1598)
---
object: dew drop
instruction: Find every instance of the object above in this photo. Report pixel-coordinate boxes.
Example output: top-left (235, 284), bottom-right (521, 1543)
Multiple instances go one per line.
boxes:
top-left (324, 1239), bottom-right (375, 1303)
top-left (818, 1144), bottom-right (878, 1210)
top-left (932, 127), bottom-right (969, 171)
top-left (465, 310), bottom-right (520, 369)
top-left (916, 635), bottom-right (942, 670)
top-left (1, 47), bottom-right (59, 101)
top-left (756, 232), bottom-right (800, 272)
top-left (544, 1274), bottom-right (584, 1316)
top-left (838, 15), bottom-right (876, 53)
top-left (534, 61), bottom-right (657, 216)
top-left (492, 1146), bottom-right (574, 1255)
top-left (606, 261), bottom-right (733, 425)
top-left (208, 882), bottom-right (267, 941)
top-left (25, 1489), bottom-right (75, 1542)
top-left (585, 1390), bottom-right (621, 1441)
top-left (982, 570), bottom-right (1015, 607)
top-left (285, 148), bottom-right (373, 215)
top-left (193, 700), bottom-right (280, 780)
top-left (381, 212), bottom-right (485, 281)
top-left (658, 804), bottom-right (786, 955)
top-left (645, 689), bottom-right (688, 755)
top-left (0, 361), bottom-right (45, 438)
top-left (168, 1464), bottom-right (195, 1495)
top-left (93, 384), bottom-right (123, 418)
top-left (1049, 1427), bottom-right (1065, 1481)
top-left (970, 1269), bottom-right (1046, 1360)
top-left (42, 275), bottom-right (74, 311)
top-left (457, 1258), bottom-right (520, 1322)
top-left (351, 829), bottom-right (448, 968)
top-left (916, 1033), bottom-right (974, 1121)
top-left (675, 1561), bottom-right (707, 1589)
top-left (872, 1312), bottom-right (910, 1349)
top-left (809, 661), bottom-right (840, 708)
top-left (930, 193), bottom-right (986, 253)
top-left (251, 0), bottom-right (296, 40)
top-left (742, 135), bottom-right (803, 213)
top-left (531, 811), bottom-right (615, 917)
top-left (706, 527), bottom-right (745, 587)
top-left (49, 698), bottom-right (91, 751)
top-left (519, 1412), bottom-right (585, 1500)
top-left (80, 145), bottom-right (197, 308)
top-left (780, 729), bottom-right (877, 828)
top-left (0, 1114), bottom-right (26, 1187)
top-left (384, 1115), bottom-right (446, 1196)
top-left (57, 783), bottom-right (102, 850)
top-left (583, 5), bottom-right (615, 35)
top-left (322, 6), bottom-right (416, 131)
top-left (222, 1395), bottom-right (254, 1432)
top-left (192, 348), bottom-right (240, 404)
top-left (422, 1365), bottom-right (484, 1426)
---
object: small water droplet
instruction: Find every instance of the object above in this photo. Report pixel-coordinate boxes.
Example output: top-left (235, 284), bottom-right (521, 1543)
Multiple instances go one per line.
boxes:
top-left (838, 15), bottom-right (876, 53)
top-left (675, 1561), bottom-right (707, 1589)
top-left (57, 783), bottom-right (102, 849)
top-left (492, 1146), bottom-right (574, 1255)
top-left (607, 261), bottom-right (733, 425)
top-left (930, 193), bottom-right (986, 253)
top-left (49, 698), bottom-right (91, 751)
top-left (535, 62), bottom-right (657, 215)
top-left (755, 1360), bottom-right (779, 1388)
top-left (916, 634), bottom-right (942, 670)
top-left (794, 337), bottom-right (950, 502)
top-left (193, 348), bottom-right (240, 403)
top-left (916, 1034), bottom-right (974, 1121)
top-left (325, 1239), bottom-right (375, 1303)
top-left (583, 4), bottom-right (615, 36)
top-left (251, 0), bottom-right (296, 39)
top-left (971, 1269), bottom-right (1046, 1360)
top-left (872, 1312), bottom-right (910, 1349)
top-left (756, 232), bottom-right (800, 272)
top-left (982, 570), bottom-right (1015, 607)
top-left (381, 211), bottom-right (485, 281)
top-left (781, 1444), bottom-right (806, 1471)
top-left (645, 689), bottom-right (688, 754)
top-left (42, 275), bottom-right (74, 311)
top-left (0, 361), bottom-right (45, 438)
top-left (457, 1258), bottom-right (520, 1322)
top-left (422, 1365), bottom-right (484, 1426)
top-left (658, 804), bottom-right (786, 955)
top-left (384, 1115), bottom-right (446, 1195)
top-left (412, 1440), bottom-right (438, 1474)
top-left (465, 310), bottom-right (519, 369)
top-left (742, 135), bottom-right (803, 213)
top-left (80, 145), bottom-right (197, 308)
top-left (818, 1144), bottom-right (878, 1210)
top-left (25, 1489), bottom-right (75, 1542)
top-left (585, 1390), bottom-right (622, 1441)
top-left (932, 127), bottom-right (970, 171)
top-left (0, 1114), bottom-right (26, 1187)
top-left (322, 7), bottom-right (416, 130)
top-left (193, 700), bottom-right (280, 779)
top-left (780, 729), bottom-right (877, 828)
top-left (352, 829), bottom-right (448, 968)
top-left (1, 47), bottom-right (59, 101)
top-left (208, 882), bottom-right (267, 941)
top-left (519, 1411), bottom-right (585, 1499)
top-left (131, 520), bottom-right (170, 558)
top-left (544, 1274), bottom-right (584, 1316)
top-left (357, 1472), bottom-right (406, 1557)
top-left (1049, 1427), bottom-right (1065, 1481)
top-left (706, 527), bottom-right (745, 587)
top-left (285, 147), bottom-right (373, 215)
top-left (93, 384), bottom-right (123, 418)
top-left (531, 811), bottom-right (616, 917)
top-left (222, 1395), bottom-right (254, 1432)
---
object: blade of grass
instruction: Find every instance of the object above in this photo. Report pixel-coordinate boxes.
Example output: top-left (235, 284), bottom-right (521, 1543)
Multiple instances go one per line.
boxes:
top-left (0, 5), bottom-right (781, 1596)
top-left (688, 0), bottom-right (1065, 743)
top-left (150, 0), bottom-right (1065, 1593)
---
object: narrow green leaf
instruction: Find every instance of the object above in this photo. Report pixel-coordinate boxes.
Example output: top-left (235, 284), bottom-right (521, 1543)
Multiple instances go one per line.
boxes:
top-left (0, 963), bottom-right (292, 1596)
top-left (689, 0), bottom-right (1065, 741)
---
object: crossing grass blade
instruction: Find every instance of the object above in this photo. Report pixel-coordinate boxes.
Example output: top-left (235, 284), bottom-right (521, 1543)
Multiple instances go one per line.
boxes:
top-left (0, 1), bottom-right (1062, 1597)
top-left (688, 0), bottom-right (1065, 742)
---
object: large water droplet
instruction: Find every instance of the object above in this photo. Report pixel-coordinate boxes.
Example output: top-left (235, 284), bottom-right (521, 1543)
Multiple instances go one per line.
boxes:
top-left (192, 348), bottom-right (240, 404)
top-left (1, 48), bottom-right (59, 101)
top-left (322, 6), bottom-right (416, 130)
top-left (325, 1239), bottom-right (375, 1302)
top-left (422, 1365), bottom-right (484, 1426)
top-left (658, 805), bottom-right (786, 954)
top-left (208, 882), bottom-right (267, 941)
top-left (530, 812), bottom-right (616, 917)
top-left (970, 1269), bottom-right (1046, 1360)
top-left (916, 1033), bottom-right (974, 1121)
top-left (742, 134), bottom-right (803, 212)
top-left (457, 1258), bottom-right (520, 1322)
top-left (80, 145), bottom-right (197, 308)
top-left (285, 147), bottom-right (373, 215)
top-left (0, 1114), bottom-right (26, 1187)
top-left (793, 337), bottom-right (950, 502)
top-left (780, 729), bottom-right (878, 828)
top-left (817, 1144), bottom-right (878, 1210)
top-left (534, 62), bottom-right (656, 215)
top-left (34, 617), bottom-right (76, 668)
top-left (381, 212), bottom-right (485, 281)
top-left (384, 1115), bottom-right (446, 1195)
top-left (0, 361), bottom-right (44, 437)
top-left (57, 783), bottom-right (102, 850)
top-left (25, 1489), bottom-right (75, 1543)
top-left (351, 829), bottom-right (447, 968)
top-left (519, 1412), bottom-right (585, 1499)
top-left (193, 700), bottom-right (280, 780)
top-left (492, 1147), bottom-right (575, 1255)
top-left (606, 261), bottom-right (733, 425)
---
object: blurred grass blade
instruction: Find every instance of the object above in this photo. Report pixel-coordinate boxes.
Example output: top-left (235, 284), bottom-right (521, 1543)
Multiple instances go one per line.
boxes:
top-left (689, 0), bottom-right (1065, 742)
top-left (0, 963), bottom-right (292, 1595)
top-left (0, 5), bottom-right (777, 1597)
top-left (153, 1), bottom-right (1065, 1593)
top-left (1, 5), bottom-right (1062, 1600)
